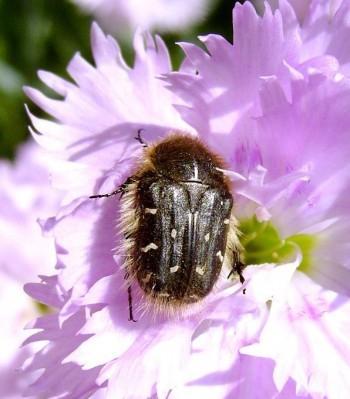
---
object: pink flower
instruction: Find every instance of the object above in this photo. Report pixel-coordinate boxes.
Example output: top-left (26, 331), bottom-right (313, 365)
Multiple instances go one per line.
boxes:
top-left (0, 142), bottom-right (59, 398)
top-left (24, 1), bottom-right (350, 398)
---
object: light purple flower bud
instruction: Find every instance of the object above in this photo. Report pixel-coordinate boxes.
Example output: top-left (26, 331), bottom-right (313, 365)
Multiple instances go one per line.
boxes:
top-left (72, 0), bottom-right (214, 39)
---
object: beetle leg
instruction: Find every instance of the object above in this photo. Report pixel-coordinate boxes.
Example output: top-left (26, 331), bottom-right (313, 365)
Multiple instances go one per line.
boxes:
top-left (89, 176), bottom-right (135, 199)
top-left (127, 286), bottom-right (137, 322)
top-left (123, 272), bottom-right (137, 322)
top-left (227, 252), bottom-right (245, 284)
top-left (236, 261), bottom-right (245, 284)
top-left (89, 188), bottom-right (122, 199)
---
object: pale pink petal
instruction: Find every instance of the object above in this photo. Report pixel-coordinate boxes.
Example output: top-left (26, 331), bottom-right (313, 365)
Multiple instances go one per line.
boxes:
top-left (241, 272), bottom-right (350, 398)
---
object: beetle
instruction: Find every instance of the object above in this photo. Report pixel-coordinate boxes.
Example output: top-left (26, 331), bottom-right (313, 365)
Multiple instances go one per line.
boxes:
top-left (91, 131), bottom-right (245, 320)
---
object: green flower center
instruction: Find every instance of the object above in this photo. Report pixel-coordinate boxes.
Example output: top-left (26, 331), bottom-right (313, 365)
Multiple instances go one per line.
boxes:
top-left (239, 217), bottom-right (317, 272)
top-left (34, 301), bottom-right (51, 315)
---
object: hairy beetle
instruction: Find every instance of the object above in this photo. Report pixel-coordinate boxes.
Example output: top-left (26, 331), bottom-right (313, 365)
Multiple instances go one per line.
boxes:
top-left (91, 131), bottom-right (244, 319)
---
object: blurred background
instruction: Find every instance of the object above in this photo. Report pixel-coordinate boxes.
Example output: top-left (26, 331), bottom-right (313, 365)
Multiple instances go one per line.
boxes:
top-left (0, 0), bottom-right (245, 160)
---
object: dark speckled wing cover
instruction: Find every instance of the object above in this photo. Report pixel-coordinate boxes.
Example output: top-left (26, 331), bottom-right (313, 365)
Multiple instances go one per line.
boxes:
top-left (136, 177), bottom-right (233, 302)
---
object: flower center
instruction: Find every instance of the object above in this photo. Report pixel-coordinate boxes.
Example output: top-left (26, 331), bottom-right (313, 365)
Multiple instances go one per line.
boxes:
top-left (239, 217), bottom-right (317, 272)
top-left (34, 301), bottom-right (51, 315)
